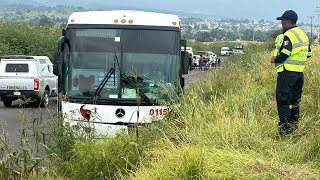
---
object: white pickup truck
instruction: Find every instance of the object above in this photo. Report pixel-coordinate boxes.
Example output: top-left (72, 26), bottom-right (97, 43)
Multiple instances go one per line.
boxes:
top-left (0, 55), bottom-right (58, 107)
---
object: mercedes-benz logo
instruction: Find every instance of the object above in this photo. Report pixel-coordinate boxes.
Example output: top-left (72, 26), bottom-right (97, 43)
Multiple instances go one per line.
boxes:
top-left (115, 108), bottom-right (125, 118)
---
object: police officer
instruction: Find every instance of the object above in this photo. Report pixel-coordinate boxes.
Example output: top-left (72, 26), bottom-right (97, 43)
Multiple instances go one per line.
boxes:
top-left (271, 10), bottom-right (312, 135)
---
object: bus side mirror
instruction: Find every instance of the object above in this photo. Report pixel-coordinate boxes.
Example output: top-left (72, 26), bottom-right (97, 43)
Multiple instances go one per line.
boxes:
top-left (55, 36), bottom-right (70, 76)
top-left (62, 29), bottom-right (66, 36)
top-left (181, 51), bottom-right (189, 74)
top-left (57, 36), bottom-right (68, 53)
top-left (180, 39), bottom-right (188, 74)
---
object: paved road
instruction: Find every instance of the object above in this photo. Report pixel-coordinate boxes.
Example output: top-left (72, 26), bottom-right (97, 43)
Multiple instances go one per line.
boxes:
top-left (183, 68), bottom-right (214, 88)
top-left (0, 99), bottom-right (56, 147)
top-left (183, 56), bottom-right (226, 88)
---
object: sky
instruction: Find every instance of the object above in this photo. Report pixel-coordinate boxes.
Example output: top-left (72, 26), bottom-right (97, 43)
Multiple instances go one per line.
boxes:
top-left (108, 0), bottom-right (319, 22)
top-left (2, 0), bottom-right (320, 23)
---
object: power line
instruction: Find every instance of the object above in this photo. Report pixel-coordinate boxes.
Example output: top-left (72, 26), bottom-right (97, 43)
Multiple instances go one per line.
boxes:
top-left (315, 7), bottom-right (320, 41)
top-left (307, 16), bottom-right (314, 38)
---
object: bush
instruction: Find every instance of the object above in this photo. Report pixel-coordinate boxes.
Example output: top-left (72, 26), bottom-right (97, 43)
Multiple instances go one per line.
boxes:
top-left (0, 21), bottom-right (61, 61)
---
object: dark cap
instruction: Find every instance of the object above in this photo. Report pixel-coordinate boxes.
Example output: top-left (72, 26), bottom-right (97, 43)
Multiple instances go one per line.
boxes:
top-left (276, 10), bottom-right (298, 21)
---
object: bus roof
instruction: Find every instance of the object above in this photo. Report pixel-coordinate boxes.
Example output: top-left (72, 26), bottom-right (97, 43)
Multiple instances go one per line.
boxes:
top-left (67, 10), bottom-right (180, 28)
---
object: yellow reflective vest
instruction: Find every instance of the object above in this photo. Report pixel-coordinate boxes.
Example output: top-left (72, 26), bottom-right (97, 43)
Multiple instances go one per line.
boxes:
top-left (276, 27), bottom-right (310, 73)
top-left (274, 34), bottom-right (284, 69)
top-left (274, 34), bottom-right (284, 56)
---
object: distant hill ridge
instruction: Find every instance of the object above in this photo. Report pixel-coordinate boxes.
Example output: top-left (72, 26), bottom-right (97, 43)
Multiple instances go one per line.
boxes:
top-left (0, 0), bottom-right (223, 19)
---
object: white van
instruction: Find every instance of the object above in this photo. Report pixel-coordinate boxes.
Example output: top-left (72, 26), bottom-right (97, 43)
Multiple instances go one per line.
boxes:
top-left (221, 47), bottom-right (231, 56)
top-left (0, 55), bottom-right (58, 107)
top-left (181, 46), bottom-right (194, 57)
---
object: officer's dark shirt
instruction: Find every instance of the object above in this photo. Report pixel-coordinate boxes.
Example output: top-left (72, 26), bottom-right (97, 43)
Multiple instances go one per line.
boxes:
top-left (275, 26), bottom-right (312, 64)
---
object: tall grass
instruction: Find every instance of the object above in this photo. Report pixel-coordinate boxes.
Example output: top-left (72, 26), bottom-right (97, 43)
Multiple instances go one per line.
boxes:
top-left (129, 44), bottom-right (320, 179)
top-left (0, 104), bottom-right (64, 179)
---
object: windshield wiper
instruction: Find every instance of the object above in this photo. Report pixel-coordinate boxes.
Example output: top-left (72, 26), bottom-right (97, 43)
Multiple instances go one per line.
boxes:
top-left (121, 74), bottom-right (151, 104)
top-left (92, 67), bottom-right (115, 103)
top-left (113, 52), bottom-right (151, 104)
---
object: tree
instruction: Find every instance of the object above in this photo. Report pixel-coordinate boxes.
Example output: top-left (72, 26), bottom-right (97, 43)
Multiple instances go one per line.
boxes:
top-left (39, 15), bottom-right (54, 26)
top-left (195, 31), bottom-right (211, 42)
top-left (242, 29), bottom-right (254, 41)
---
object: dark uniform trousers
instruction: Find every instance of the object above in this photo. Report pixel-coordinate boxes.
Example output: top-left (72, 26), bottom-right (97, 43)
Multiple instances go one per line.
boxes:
top-left (276, 70), bottom-right (304, 134)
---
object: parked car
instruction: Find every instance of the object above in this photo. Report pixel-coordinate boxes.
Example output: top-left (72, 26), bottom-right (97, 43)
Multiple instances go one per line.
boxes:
top-left (0, 55), bottom-right (58, 107)
top-left (232, 48), bottom-right (244, 55)
top-left (232, 44), bottom-right (244, 55)
top-left (221, 47), bottom-right (231, 56)
top-left (212, 52), bottom-right (217, 59)
top-left (181, 46), bottom-right (194, 57)
top-left (197, 51), bottom-right (216, 61)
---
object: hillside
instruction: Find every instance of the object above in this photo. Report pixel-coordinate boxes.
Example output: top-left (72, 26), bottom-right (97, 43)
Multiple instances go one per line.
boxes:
top-left (0, 4), bottom-right (89, 26)
top-left (0, 3), bottom-right (282, 42)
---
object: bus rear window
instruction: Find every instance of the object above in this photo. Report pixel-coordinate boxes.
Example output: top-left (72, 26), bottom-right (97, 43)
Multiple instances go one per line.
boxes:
top-left (5, 64), bottom-right (29, 72)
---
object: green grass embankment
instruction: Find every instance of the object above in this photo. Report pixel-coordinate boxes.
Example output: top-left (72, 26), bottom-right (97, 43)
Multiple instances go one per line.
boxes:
top-left (128, 44), bottom-right (320, 179)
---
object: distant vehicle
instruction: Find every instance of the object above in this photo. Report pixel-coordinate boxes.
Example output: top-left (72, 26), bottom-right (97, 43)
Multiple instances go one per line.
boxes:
top-left (181, 46), bottom-right (194, 57)
top-left (232, 44), bottom-right (244, 55)
top-left (232, 49), bottom-right (244, 55)
top-left (220, 47), bottom-right (231, 56)
top-left (197, 51), bottom-right (215, 61)
top-left (212, 52), bottom-right (217, 59)
top-left (0, 55), bottom-right (58, 107)
top-left (197, 51), bottom-right (210, 58)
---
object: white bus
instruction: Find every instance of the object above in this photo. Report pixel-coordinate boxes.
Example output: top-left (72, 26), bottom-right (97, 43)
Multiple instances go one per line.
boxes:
top-left (54, 10), bottom-right (189, 136)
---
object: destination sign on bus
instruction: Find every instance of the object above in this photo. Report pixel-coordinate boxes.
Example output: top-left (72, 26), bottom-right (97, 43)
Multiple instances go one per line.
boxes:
top-left (76, 29), bottom-right (116, 38)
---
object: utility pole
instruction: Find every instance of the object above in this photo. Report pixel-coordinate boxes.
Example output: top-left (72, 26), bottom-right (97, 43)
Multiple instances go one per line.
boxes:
top-left (316, 7), bottom-right (320, 42)
top-left (307, 16), bottom-right (314, 39)
top-left (252, 29), bottom-right (255, 41)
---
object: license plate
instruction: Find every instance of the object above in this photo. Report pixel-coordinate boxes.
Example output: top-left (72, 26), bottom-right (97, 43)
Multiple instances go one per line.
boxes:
top-left (13, 91), bottom-right (21, 96)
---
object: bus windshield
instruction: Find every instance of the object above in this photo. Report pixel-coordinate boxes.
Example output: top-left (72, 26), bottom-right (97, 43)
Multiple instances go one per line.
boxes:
top-left (62, 28), bottom-right (180, 103)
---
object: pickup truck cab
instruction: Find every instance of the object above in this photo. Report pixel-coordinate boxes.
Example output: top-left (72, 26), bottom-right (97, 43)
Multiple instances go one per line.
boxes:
top-left (0, 55), bottom-right (58, 107)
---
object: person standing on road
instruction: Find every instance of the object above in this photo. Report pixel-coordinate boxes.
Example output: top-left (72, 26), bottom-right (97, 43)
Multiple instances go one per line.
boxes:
top-left (199, 55), bottom-right (204, 71)
top-left (271, 10), bottom-right (312, 135)
top-left (216, 56), bottom-right (221, 67)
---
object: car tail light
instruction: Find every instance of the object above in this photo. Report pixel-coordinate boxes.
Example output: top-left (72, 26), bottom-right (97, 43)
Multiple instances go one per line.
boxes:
top-left (34, 79), bottom-right (40, 91)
